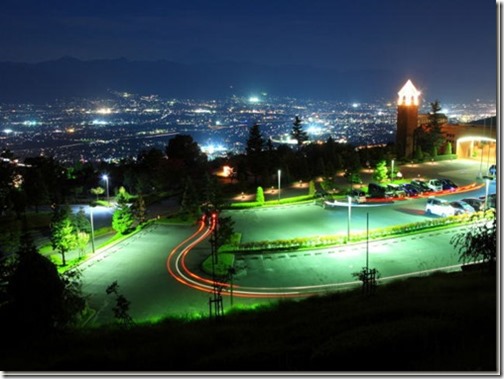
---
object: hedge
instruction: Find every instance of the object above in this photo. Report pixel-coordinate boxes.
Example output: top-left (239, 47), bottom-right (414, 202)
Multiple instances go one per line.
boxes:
top-left (229, 211), bottom-right (486, 254)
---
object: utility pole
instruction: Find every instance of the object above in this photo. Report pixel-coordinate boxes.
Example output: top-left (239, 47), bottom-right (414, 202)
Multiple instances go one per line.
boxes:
top-left (89, 205), bottom-right (95, 254)
top-left (208, 210), bottom-right (224, 319)
top-left (362, 212), bottom-right (377, 295)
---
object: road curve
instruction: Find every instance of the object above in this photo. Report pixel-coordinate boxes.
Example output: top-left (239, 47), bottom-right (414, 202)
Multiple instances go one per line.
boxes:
top-left (166, 218), bottom-right (468, 299)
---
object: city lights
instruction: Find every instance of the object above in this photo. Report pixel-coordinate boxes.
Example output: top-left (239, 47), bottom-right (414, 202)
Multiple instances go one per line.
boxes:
top-left (0, 93), bottom-right (496, 163)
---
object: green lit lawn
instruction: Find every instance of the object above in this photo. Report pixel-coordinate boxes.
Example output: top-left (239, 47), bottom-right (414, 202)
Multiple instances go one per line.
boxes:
top-left (202, 253), bottom-right (235, 277)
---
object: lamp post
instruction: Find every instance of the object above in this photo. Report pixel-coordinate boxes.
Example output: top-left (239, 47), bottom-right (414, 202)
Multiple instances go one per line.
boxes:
top-left (89, 205), bottom-right (95, 254)
top-left (391, 159), bottom-right (395, 182)
top-left (102, 174), bottom-right (109, 203)
top-left (478, 140), bottom-right (484, 179)
top-left (277, 169), bottom-right (281, 202)
top-left (484, 178), bottom-right (490, 210)
top-left (347, 195), bottom-right (352, 243)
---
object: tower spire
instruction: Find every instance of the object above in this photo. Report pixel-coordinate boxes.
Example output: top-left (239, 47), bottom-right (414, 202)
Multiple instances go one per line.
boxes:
top-left (397, 79), bottom-right (421, 106)
top-left (396, 79), bottom-right (420, 159)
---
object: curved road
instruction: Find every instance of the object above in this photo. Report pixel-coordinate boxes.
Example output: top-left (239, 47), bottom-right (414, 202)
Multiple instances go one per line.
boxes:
top-left (80, 160), bottom-right (495, 324)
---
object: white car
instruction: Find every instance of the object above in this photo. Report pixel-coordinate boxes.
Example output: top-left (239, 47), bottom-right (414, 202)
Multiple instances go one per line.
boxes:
top-left (425, 197), bottom-right (455, 217)
top-left (427, 179), bottom-right (443, 192)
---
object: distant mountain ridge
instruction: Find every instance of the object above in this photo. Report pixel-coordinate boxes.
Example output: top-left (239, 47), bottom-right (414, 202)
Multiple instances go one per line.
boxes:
top-left (0, 57), bottom-right (488, 103)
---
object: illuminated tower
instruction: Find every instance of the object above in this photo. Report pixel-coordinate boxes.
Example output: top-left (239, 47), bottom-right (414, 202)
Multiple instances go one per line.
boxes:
top-left (396, 80), bottom-right (421, 158)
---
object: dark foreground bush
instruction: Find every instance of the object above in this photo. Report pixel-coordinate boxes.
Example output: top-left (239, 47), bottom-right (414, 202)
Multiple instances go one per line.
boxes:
top-left (0, 269), bottom-right (497, 372)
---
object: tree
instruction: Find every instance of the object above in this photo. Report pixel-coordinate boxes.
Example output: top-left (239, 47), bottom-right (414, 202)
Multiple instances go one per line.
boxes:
top-left (75, 231), bottom-right (90, 258)
top-left (9, 188), bottom-right (27, 219)
top-left (416, 100), bottom-right (445, 155)
top-left (203, 173), bottom-right (224, 211)
top-left (246, 123), bottom-right (265, 182)
top-left (179, 177), bottom-right (199, 219)
top-left (308, 180), bottom-right (316, 196)
top-left (414, 145), bottom-right (424, 161)
top-left (112, 197), bottom-right (134, 235)
top-left (90, 186), bottom-right (104, 201)
top-left (291, 116), bottom-right (308, 149)
top-left (5, 235), bottom-right (85, 333)
top-left (22, 167), bottom-right (49, 213)
top-left (373, 161), bottom-right (388, 183)
top-left (71, 207), bottom-right (91, 234)
top-left (106, 281), bottom-right (133, 326)
top-left (165, 134), bottom-right (206, 169)
top-left (50, 205), bottom-right (77, 266)
top-left (131, 193), bottom-right (148, 225)
top-left (445, 141), bottom-right (452, 155)
top-left (256, 186), bottom-right (265, 204)
top-left (215, 215), bottom-right (235, 249)
top-left (450, 209), bottom-right (496, 269)
top-left (23, 156), bottom-right (67, 204)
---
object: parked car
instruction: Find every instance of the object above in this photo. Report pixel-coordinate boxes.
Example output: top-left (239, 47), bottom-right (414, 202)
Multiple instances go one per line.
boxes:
top-left (425, 197), bottom-right (456, 217)
top-left (479, 193), bottom-right (496, 209)
top-left (368, 183), bottom-right (393, 198)
top-left (488, 164), bottom-right (496, 176)
top-left (410, 179), bottom-right (433, 194)
top-left (315, 190), bottom-right (329, 198)
top-left (438, 178), bottom-right (458, 191)
top-left (344, 171), bottom-right (363, 184)
top-left (399, 183), bottom-right (420, 197)
top-left (349, 189), bottom-right (366, 203)
top-left (386, 183), bottom-right (406, 198)
top-left (450, 200), bottom-right (475, 215)
top-left (461, 197), bottom-right (484, 211)
top-left (427, 179), bottom-right (443, 192)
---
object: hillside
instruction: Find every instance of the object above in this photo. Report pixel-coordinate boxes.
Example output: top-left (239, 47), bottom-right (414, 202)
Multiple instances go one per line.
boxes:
top-left (0, 269), bottom-right (497, 373)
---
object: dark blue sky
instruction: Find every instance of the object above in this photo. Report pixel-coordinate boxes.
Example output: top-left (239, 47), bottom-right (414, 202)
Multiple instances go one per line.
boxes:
top-left (0, 0), bottom-right (497, 100)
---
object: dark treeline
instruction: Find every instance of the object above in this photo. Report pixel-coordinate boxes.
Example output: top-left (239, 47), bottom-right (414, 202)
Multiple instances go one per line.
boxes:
top-left (0, 128), bottom-right (396, 220)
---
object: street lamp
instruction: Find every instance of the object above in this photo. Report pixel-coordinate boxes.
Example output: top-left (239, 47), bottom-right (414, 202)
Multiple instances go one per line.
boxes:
top-left (347, 195), bottom-right (352, 243)
top-left (391, 159), bottom-right (395, 182)
top-left (89, 205), bottom-right (95, 254)
top-left (102, 174), bottom-right (110, 203)
top-left (278, 169), bottom-right (281, 202)
top-left (484, 178), bottom-right (490, 210)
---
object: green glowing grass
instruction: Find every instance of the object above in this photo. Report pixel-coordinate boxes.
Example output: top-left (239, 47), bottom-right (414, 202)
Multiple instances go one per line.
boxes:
top-left (201, 253), bottom-right (235, 276)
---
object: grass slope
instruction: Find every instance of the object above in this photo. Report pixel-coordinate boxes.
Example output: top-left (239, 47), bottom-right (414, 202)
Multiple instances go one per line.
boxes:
top-left (1, 270), bottom-right (497, 372)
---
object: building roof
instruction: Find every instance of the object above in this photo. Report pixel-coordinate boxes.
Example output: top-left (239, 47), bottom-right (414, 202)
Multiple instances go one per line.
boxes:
top-left (397, 80), bottom-right (421, 106)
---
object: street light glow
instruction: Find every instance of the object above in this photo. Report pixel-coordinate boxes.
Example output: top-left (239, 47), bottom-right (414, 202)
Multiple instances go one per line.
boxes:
top-left (102, 175), bottom-right (110, 203)
top-left (278, 169), bottom-right (281, 202)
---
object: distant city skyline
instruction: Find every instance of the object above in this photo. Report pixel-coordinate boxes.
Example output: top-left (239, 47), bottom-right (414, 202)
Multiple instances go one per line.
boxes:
top-left (0, 92), bottom-right (495, 162)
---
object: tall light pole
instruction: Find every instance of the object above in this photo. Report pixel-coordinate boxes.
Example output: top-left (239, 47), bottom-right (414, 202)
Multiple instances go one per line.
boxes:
top-left (277, 169), bottom-right (281, 202)
top-left (102, 174), bottom-right (110, 203)
top-left (89, 205), bottom-right (95, 254)
top-left (478, 139), bottom-right (485, 179)
top-left (347, 195), bottom-right (352, 243)
top-left (391, 159), bottom-right (395, 182)
top-left (484, 178), bottom-right (490, 210)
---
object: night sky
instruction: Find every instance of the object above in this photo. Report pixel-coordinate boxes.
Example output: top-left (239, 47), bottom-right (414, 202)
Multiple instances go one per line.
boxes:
top-left (0, 0), bottom-right (497, 100)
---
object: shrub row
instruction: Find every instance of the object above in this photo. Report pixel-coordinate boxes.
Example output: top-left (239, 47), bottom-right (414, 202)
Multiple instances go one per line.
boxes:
top-left (227, 195), bottom-right (315, 209)
top-left (231, 212), bottom-right (481, 254)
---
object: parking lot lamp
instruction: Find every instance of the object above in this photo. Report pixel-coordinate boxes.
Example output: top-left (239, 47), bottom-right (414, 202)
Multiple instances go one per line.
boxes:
top-left (278, 169), bottom-right (281, 202)
top-left (347, 195), bottom-right (352, 243)
top-left (102, 175), bottom-right (110, 203)
top-left (484, 178), bottom-right (490, 210)
top-left (89, 205), bottom-right (95, 253)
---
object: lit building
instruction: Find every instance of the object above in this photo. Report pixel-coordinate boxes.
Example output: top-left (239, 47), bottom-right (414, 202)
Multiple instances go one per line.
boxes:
top-left (396, 80), bottom-right (420, 158)
top-left (395, 80), bottom-right (496, 163)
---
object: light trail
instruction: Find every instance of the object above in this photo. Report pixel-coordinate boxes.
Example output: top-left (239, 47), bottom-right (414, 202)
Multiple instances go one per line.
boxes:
top-left (166, 221), bottom-right (470, 299)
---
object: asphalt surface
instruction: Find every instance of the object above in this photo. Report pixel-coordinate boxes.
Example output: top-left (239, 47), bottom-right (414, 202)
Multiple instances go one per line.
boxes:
top-left (78, 158), bottom-right (497, 324)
